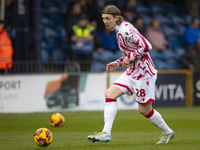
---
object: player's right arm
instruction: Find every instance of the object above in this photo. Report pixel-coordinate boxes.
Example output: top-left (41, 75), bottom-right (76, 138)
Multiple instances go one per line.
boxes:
top-left (115, 56), bottom-right (124, 67)
top-left (106, 55), bottom-right (125, 71)
top-left (106, 61), bottom-right (118, 72)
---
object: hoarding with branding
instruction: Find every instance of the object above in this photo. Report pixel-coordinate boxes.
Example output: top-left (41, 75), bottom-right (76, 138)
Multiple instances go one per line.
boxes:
top-left (0, 70), bottom-right (192, 113)
top-left (108, 70), bottom-right (191, 107)
top-left (193, 71), bottom-right (200, 106)
top-left (153, 73), bottom-right (186, 107)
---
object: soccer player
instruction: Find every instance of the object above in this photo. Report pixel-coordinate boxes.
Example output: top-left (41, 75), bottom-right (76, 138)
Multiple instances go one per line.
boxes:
top-left (88, 5), bottom-right (174, 144)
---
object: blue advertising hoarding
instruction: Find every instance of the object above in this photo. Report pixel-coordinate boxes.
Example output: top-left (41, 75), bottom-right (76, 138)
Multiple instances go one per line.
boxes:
top-left (153, 73), bottom-right (186, 107)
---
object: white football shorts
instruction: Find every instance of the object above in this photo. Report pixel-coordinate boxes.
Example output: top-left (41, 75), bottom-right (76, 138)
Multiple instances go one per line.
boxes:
top-left (113, 72), bottom-right (157, 104)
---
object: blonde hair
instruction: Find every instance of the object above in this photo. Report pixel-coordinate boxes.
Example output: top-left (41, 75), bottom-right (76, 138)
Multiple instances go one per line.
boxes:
top-left (102, 4), bottom-right (124, 25)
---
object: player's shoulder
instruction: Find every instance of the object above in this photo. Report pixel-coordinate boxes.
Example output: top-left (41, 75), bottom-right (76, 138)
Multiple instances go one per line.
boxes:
top-left (119, 21), bottom-right (137, 37)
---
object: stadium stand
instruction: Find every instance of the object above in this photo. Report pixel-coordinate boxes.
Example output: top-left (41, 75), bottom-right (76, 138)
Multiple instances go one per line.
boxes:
top-left (3, 0), bottom-right (194, 74)
top-left (38, 0), bottom-right (191, 71)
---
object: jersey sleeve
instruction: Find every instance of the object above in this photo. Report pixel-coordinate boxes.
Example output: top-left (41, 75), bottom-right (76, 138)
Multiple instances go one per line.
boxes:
top-left (125, 31), bottom-right (152, 61)
top-left (115, 56), bottom-right (124, 67)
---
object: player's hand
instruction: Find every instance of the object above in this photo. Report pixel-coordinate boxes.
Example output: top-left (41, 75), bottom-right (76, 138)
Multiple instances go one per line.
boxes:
top-left (106, 62), bottom-right (118, 72)
top-left (122, 57), bottom-right (130, 68)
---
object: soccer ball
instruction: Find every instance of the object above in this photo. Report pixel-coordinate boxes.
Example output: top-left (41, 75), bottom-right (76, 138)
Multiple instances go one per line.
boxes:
top-left (50, 113), bottom-right (65, 127)
top-left (33, 128), bottom-right (53, 147)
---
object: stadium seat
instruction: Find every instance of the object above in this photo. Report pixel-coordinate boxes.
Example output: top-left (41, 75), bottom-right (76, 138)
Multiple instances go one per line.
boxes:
top-left (135, 4), bottom-right (150, 14)
top-left (46, 38), bottom-right (60, 51)
top-left (41, 49), bottom-right (50, 62)
top-left (43, 1), bottom-right (54, 8)
top-left (114, 50), bottom-right (123, 60)
top-left (174, 47), bottom-right (186, 59)
top-left (93, 50), bottom-right (115, 63)
top-left (162, 3), bottom-right (176, 14)
top-left (168, 37), bottom-right (182, 50)
top-left (154, 59), bottom-right (169, 70)
top-left (115, 67), bottom-right (126, 71)
top-left (41, 26), bottom-right (57, 39)
top-left (41, 40), bottom-right (48, 49)
top-left (162, 25), bottom-right (177, 40)
top-left (92, 50), bottom-right (125, 72)
top-left (46, 4), bottom-right (60, 14)
top-left (113, 0), bottom-right (125, 8)
top-left (41, 16), bottom-right (52, 26)
top-left (167, 59), bottom-right (182, 69)
top-left (148, 50), bottom-right (162, 60)
top-left (91, 62), bottom-right (106, 72)
top-left (175, 24), bottom-right (186, 37)
top-left (184, 15), bottom-right (192, 25)
top-left (60, 37), bottom-right (69, 50)
top-left (58, 2), bottom-right (69, 14)
top-left (135, 0), bottom-right (146, 5)
top-left (170, 15), bottom-right (185, 26)
top-left (140, 14), bottom-right (151, 27)
top-left (51, 15), bottom-right (64, 26)
top-left (149, 4), bottom-right (164, 14)
top-left (161, 50), bottom-right (177, 61)
top-left (56, 25), bottom-right (67, 39)
top-left (154, 14), bottom-right (171, 26)
top-left (42, 2), bottom-right (58, 14)
top-left (52, 49), bottom-right (65, 62)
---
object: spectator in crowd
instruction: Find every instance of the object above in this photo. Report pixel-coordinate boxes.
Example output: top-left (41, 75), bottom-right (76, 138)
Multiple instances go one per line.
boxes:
top-left (180, 40), bottom-right (200, 71)
top-left (69, 15), bottom-right (95, 71)
top-left (67, 0), bottom-right (88, 15)
top-left (146, 18), bottom-right (170, 51)
top-left (185, 0), bottom-right (199, 17)
top-left (87, 0), bottom-right (112, 30)
top-left (0, 21), bottom-right (14, 72)
top-left (65, 0), bottom-right (89, 33)
top-left (122, 0), bottom-right (137, 20)
top-left (145, 18), bottom-right (179, 70)
top-left (98, 26), bottom-right (119, 52)
top-left (184, 17), bottom-right (200, 47)
top-left (5, 0), bottom-right (15, 52)
top-left (122, 9), bottom-right (135, 23)
top-left (133, 16), bottom-right (145, 36)
top-left (122, 0), bottom-right (137, 15)
top-left (96, 0), bottom-right (112, 10)
top-left (5, 0), bottom-right (15, 30)
top-left (65, 3), bottom-right (82, 34)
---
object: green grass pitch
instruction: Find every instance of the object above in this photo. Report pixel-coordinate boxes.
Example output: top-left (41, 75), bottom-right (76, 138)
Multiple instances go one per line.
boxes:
top-left (0, 107), bottom-right (200, 150)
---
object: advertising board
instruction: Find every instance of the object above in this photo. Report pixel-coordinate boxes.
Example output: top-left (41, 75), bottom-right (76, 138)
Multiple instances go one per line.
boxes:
top-left (193, 71), bottom-right (200, 105)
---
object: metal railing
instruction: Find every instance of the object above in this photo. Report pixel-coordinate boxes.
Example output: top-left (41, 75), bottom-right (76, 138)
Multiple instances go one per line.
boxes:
top-left (0, 61), bottom-right (82, 74)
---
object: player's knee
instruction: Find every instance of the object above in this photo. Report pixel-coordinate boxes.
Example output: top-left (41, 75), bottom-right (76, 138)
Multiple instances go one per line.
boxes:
top-left (105, 89), bottom-right (113, 98)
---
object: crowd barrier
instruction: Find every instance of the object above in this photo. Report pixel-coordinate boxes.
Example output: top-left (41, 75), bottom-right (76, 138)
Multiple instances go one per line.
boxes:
top-left (0, 62), bottom-right (199, 113)
top-left (0, 61), bottom-right (81, 74)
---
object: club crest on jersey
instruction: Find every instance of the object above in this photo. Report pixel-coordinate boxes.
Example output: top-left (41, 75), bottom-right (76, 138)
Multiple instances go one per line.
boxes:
top-left (146, 81), bottom-right (149, 86)
top-left (125, 32), bottom-right (129, 35)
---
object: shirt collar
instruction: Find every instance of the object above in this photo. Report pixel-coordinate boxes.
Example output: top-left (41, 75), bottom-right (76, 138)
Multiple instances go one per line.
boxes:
top-left (113, 24), bottom-right (119, 33)
top-left (113, 21), bottom-right (124, 33)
